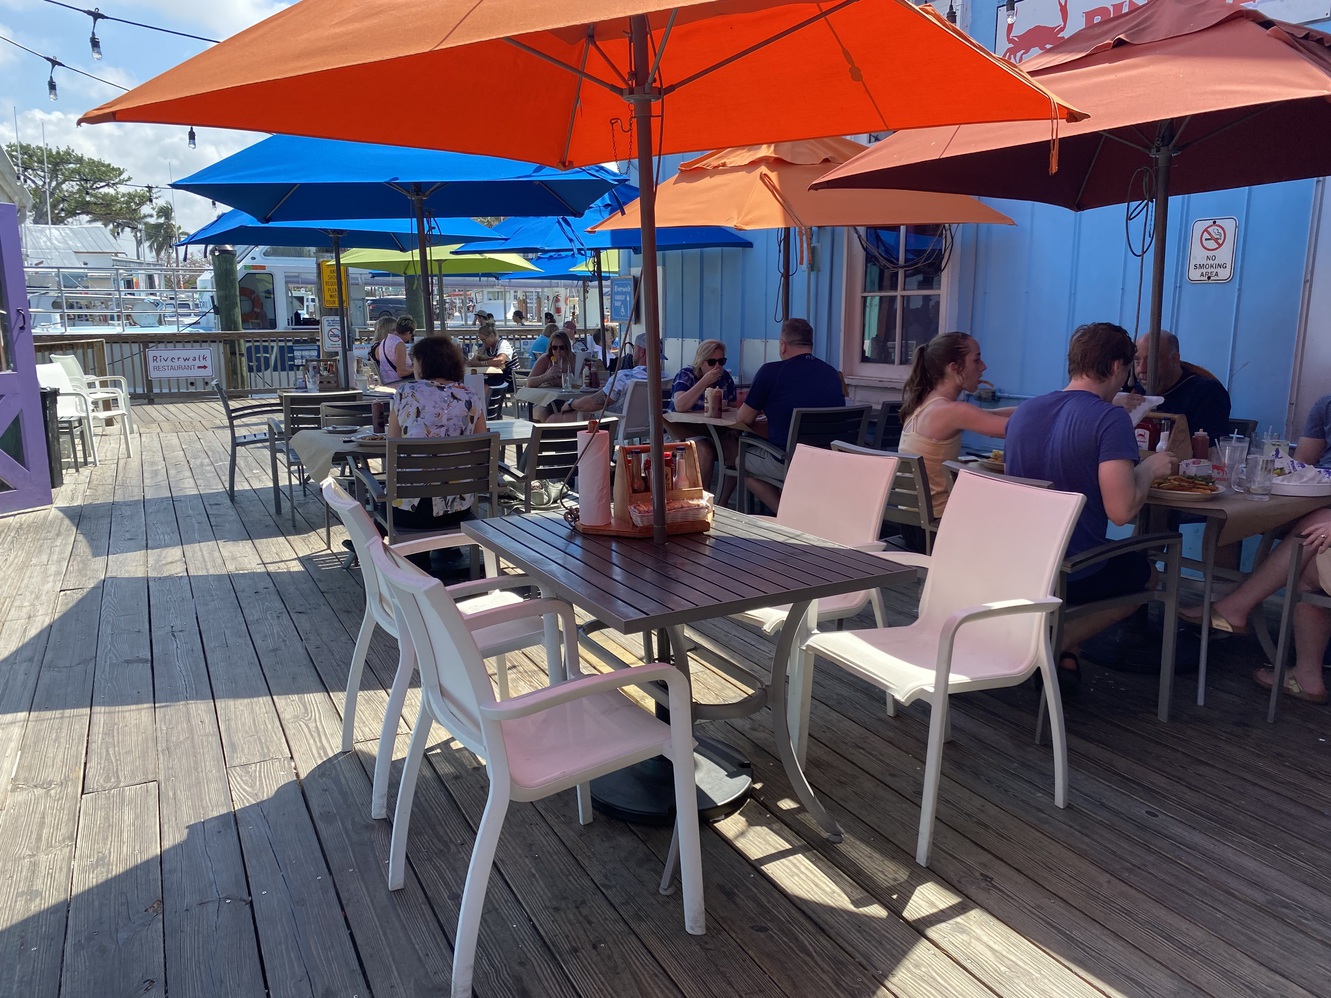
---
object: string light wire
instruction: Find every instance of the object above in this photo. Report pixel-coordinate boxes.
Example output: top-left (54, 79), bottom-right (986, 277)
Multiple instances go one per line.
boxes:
top-left (41, 1), bottom-right (219, 45)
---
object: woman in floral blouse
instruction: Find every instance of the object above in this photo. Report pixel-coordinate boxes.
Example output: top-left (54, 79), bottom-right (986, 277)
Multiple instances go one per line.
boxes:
top-left (388, 335), bottom-right (487, 543)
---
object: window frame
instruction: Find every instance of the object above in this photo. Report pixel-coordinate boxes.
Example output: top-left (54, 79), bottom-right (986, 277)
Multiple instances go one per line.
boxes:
top-left (840, 225), bottom-right (958, 386)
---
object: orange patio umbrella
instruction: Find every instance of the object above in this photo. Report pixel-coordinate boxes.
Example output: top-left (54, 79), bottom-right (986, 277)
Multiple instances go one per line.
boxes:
top-left (813, 0), bottom-right (1331, 391)
top-left (80, 0), bottom-right (1082, 541)
top-left (591, 137), bottom-right (1014, 318)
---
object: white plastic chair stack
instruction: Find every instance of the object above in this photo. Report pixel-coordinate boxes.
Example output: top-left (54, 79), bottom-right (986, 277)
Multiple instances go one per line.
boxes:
top-left (49, 353), bottom-right (136, 456)
top-left (800, 472), bottom-right (1085, 866)
top-left (374, 542), bottom-right (704, 998)
top-left (35, 363), bottom-right (99, 466)
top-left (322, 479), bottom-right (552, 819)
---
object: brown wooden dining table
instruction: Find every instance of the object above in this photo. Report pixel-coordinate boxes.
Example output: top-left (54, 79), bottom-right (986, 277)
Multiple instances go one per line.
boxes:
top-left (1144, 488), bottom-right (1331, 704)
top-left (463, 507), bottom-right (912, 832)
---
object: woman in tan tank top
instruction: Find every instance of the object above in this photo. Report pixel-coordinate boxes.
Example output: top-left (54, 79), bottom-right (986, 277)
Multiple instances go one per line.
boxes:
top-left (898, 332), bottom-right (1014, 516)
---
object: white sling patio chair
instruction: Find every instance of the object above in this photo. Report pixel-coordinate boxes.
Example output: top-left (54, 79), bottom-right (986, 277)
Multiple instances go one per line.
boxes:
top-left (49, 352), bottom-right (136, 454)
top-left (728, 443), bottom-right (899, 761)
top-left (323, 479), bottom-right (552, 820)
top-left (374, 541), bottom-right (704, 998)
top-left (800, 471), bottom-right (1085, 867)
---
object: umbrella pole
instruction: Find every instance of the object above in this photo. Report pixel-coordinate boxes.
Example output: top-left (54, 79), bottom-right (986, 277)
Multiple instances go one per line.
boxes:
top-left (411, 190), bottom-right (435, 335)
top-left (1145, 127), bottom-right (1173, 395)
top-left (332, 232), bottom-right (352, 389)
top-left (781, 227), bottom-right (791, 322)
top-left (630, 14), bottom-right (667, 544)
top-left (594, 250), bottom-right (608, 365)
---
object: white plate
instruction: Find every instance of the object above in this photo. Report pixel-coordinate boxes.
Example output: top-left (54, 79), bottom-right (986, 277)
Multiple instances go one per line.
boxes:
top-left (1271, 479), bottom-right (1331, 497)
top-left (325, 425), bottom-right (359, 433)
top-left (976, 459), bottom-right (1005, 473)
top-left (1148, 486), bottom-right (1218, 502)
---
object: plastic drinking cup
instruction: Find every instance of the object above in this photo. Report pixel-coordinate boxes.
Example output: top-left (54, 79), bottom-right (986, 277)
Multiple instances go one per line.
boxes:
top-left (1217, 436), bottom-right (1248, 488)
top-left (1246, 453), bottom-right (1275, 501)
top-left (561, 372), bottom-right (573, 391)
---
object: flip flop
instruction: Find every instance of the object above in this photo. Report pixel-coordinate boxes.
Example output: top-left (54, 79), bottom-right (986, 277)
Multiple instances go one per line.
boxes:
top-left (1253, 668), bottom-right (1328, 703)
top-left (1179, 604), bottom-right (1249, 637)
top-left (1056, 652), bottom-right (1082, 696)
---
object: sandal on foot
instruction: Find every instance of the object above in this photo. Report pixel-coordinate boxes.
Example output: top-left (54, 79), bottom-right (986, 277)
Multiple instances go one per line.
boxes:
top-left (1179, 604), bottom-right (1249, 636)
top-left (1056, 652), bottom-right (1082, 696)
top-left (1254, 668), bottom-right (1328, 703)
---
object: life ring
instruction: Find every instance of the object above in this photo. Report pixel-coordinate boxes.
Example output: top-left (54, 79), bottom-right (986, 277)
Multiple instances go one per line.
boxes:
top-left (239, 286), bottom-right (265, 323)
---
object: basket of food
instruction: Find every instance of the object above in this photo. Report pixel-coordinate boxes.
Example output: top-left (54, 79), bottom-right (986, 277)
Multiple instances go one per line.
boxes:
top-left (627, 494), bottom-right (714, 528)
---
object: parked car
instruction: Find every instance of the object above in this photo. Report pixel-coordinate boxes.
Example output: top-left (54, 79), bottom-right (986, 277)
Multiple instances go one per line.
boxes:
top-left (365, 296), bottom-right (408, 320)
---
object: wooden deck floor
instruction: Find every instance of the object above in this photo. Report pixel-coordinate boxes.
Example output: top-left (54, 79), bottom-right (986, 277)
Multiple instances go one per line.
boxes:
top-left (2, 399), bottom-right (1329, 997)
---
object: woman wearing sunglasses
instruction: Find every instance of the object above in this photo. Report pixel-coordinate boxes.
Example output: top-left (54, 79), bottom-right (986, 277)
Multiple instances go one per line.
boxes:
top-left (527, 331), bottom-right (577, 420)
top-left (671, 339), bottom-right (737, 413)
top-left (670, 339), bottom-right (739, 500)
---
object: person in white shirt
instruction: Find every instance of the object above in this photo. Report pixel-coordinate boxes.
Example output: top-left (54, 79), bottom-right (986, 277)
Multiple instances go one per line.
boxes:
top-left (548, 332), bottom-right (650, 422)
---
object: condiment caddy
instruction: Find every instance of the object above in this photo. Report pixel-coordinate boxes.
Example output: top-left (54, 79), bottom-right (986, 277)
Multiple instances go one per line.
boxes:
top-left (573, 440), bottom-right (713, 537)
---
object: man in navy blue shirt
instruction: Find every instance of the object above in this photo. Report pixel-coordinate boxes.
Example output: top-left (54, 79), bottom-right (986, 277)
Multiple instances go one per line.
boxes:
top-left (734, 317), bottom-right (845, 512)
top-left (1007, 322), bottom-right (1176, 687)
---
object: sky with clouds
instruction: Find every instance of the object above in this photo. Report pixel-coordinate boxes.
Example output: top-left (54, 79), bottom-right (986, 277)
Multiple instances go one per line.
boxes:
top-left (1, 0), bottom-right (287, 236)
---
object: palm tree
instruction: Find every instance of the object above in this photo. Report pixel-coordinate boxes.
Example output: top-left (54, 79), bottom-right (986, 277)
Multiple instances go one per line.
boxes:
top-left (143, 202), bottom-right (183, 264)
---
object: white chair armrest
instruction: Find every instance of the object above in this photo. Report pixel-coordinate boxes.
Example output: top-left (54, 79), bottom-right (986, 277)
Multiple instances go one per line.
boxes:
top-left (87, 375), bottom-right (130, 395)
top-left (389, 533), bottom-right (477, 558)
top-left (445, 575), bottom-right (532, 600)
top-left (480, 661), bottom-right (688, 721)
top-left (874, 550), bottom-right (930, 569)
top-left (457, 595), bottom-right (575, 635)
top-left (935, 597), bottom-right (1062, 678)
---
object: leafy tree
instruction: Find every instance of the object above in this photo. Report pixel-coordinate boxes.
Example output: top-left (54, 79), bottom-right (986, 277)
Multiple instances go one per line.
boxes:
top-left (4, 142), bottom-right (150, 229)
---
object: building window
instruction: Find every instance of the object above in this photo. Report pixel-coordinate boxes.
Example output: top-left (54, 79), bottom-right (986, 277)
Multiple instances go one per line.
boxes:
top-left (849, 225), bottom-right (949, 377)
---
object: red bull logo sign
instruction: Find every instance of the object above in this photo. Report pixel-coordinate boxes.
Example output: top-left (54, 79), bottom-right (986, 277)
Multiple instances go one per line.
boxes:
top-left (995, 0), bottom-right (1146, 63)
top-left (995, 0), bottom-right (1326, 64)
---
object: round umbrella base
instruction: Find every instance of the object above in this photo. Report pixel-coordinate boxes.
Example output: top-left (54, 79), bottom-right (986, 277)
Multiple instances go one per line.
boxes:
top-left (590, 736), bottom-right (752, 825)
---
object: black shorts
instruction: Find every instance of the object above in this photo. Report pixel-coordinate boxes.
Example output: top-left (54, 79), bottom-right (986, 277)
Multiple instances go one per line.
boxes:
top-left (1064, 551), bottom-right (1151, 606)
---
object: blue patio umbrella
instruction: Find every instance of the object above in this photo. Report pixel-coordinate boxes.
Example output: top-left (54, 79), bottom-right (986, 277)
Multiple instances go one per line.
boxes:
top-left (181, 208), bottom-right (502, 251)
top-left (172, 135), bottom-right (625, 335)
top-left (179, 210), bottom-right (506, 386)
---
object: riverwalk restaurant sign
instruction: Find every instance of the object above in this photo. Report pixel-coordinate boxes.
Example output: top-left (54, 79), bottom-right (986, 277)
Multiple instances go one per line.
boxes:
top-left (147, 347), bottom-right (214, 379)
top-left (994, 0), bottom-right (1331, 64)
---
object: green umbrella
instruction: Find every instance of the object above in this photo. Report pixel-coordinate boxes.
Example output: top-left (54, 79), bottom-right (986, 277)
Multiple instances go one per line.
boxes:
top-left (340, 244), bottom-right (538, 276)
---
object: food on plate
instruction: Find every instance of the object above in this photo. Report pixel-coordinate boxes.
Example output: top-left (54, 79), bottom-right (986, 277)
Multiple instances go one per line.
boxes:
top-left (356, 432), bottom-right (386, 442)
top-left (989, 449), bottom-right (1004, 462)
top-left (1152, 474), bottom-right (1218, 494)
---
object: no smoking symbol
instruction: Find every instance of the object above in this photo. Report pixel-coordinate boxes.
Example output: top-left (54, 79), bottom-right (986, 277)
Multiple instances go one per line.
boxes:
top-left (1199, 223), bottom-right (1226, 253)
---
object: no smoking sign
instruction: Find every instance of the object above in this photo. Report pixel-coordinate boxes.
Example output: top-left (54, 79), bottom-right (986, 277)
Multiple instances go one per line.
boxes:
top-left (1188, 217), bottom-right (1238, 283)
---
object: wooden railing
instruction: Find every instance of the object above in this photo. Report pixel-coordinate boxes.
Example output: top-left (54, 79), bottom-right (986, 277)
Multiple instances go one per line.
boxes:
top-left (32, 329), bottom-right (557, 402)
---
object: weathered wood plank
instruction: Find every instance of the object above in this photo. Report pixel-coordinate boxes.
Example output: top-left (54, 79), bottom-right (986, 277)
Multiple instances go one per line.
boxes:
top-left (62, 782), bottom-right (165, 997)
top-left (151, 571), bottom-right (267, 998)
top-left (227, 757), bottom-right (369, 998)
top-left (84, 575), bottom-right (157, 792)
top-left (60, 432), bottom-right (120, 592)
top-left (0, 587), bottom-right (101, 997)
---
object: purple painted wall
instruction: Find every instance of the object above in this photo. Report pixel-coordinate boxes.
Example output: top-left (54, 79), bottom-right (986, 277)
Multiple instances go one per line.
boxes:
top-left (0, 201), bottom-right (54, 512)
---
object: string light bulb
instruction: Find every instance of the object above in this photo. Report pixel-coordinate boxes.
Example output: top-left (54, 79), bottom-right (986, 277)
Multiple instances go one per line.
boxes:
top-left (946, 1), bottom-right (957, 24)
top-left (1006, 0), bottom-right (1017, 25)
top-left (47, 74), bottom-right (57, 100)
top-left (88, 10), bottom-right (105, 60)
top-left (187, 126), bottom-right (196, 149)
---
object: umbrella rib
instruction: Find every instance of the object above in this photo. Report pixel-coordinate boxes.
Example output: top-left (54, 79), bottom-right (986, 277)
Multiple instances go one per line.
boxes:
top-left (1075, 133), bottom-right (1107, 210)
top-left (505, 38), bottom-right (625, 96)
top-left (662, 0), bottom-right (860, 96)
top-left (560, 30), bottom-right (595, 170)
top-left (261, 186), bottom-right (301, 223)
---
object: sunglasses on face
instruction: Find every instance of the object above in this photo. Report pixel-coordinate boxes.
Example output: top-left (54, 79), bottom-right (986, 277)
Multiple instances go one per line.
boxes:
top-left (551, 345), bottom-right (567, 351)
top-left (706, 357), bottom-right (727, 366)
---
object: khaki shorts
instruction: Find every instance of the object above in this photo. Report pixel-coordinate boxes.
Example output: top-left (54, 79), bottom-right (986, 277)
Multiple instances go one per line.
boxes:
top-left (743, 446), bottom-right (788, 483)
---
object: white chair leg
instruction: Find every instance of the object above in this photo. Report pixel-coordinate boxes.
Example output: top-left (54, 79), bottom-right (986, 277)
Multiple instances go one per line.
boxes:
top-left (372, 639), bottom-right (417, 820)
top-left (120, 408), bottom-right (134, 456)
top-left (451, 787), bottom-right (511, 998)
top-left (342, 612), bottom-right (376, 752)
top-left (83, 417), bottom-right (100, 466)
top-left (659, 823), bottom-right (680, 895)
top-left (387, 703), bottom-right (434, 890)
top-left (493, 653), bottom-right (510, 701)
top-left (669, 737), bottom-right (706, 935)
top-left (575, 782), bottom-right (592, 825)
top-left (1039, 659), bottom-right (1070, 808)
top-left (916, 694), bottom-right (951, 867)
top-left (870, 589), bottom-right (887, 628)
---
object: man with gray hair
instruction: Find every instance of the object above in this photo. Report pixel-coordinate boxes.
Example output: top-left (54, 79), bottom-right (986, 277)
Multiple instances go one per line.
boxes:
top-left (1130, 330), bottom-right (1232, 441)
top-left (733, 317), bottom-right (845, 512)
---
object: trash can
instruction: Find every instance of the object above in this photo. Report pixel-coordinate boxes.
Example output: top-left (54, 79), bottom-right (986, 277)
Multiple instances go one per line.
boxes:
top-left (39, 387), bottom-right (62, 488)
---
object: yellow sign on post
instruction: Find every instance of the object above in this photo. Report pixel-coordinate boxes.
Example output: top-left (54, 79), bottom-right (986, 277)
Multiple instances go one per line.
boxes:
top-left (319, 260), bottom-right (347, 309)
